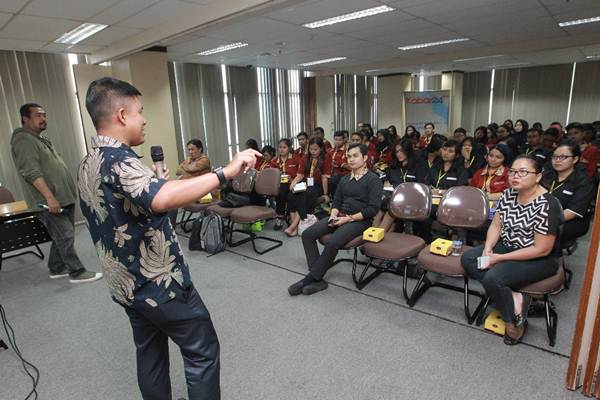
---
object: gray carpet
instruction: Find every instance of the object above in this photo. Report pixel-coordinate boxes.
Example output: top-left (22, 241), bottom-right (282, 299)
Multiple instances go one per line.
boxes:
top-left (0, 222), bottom-right (589, 399)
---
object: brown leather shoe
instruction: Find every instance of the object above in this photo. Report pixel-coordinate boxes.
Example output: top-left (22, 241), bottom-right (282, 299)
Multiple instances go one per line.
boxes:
top-left (504, 321), bottom-right (527, 345)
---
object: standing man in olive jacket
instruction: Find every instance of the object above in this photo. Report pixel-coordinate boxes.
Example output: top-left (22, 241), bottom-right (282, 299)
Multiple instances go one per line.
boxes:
top-left (11, 103), bottom-right (102, 283)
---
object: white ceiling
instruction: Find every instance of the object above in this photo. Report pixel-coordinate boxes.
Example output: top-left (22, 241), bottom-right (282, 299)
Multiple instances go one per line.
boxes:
top-left (1, 0), bottom-right (600, 75)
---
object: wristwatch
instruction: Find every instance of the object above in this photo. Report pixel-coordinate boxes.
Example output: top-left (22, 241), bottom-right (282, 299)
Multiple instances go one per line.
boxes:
top-left (212, 166), bottom-right (227, 185)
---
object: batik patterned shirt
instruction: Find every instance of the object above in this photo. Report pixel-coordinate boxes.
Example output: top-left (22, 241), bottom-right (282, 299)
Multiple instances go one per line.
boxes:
top-left (78, 135), bottom-right (191, 308)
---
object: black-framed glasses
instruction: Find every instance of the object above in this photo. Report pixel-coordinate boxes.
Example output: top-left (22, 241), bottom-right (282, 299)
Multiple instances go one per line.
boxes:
top-left (508, 168), bottom-right (538, 177)
top-left (551, 154), bottom-right (575, 161)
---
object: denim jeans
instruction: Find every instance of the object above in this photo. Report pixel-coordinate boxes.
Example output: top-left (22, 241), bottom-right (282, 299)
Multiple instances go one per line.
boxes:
top-left (36, 204), bottom-right (85, 276)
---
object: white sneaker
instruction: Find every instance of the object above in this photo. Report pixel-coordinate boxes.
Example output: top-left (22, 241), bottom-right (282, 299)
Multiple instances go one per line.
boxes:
top-left (69, 271), bottom-right (103, 284)
top-left (49, 270), bottom-right (70, 279)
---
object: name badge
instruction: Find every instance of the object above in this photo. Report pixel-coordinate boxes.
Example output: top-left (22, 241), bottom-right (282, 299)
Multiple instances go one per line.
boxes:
top-left (406, 174), bottom-right (416, 179)
top-left (447, 176), bottom-right (457, 181)
top-left (307, 177), bottom-right (315, 187)
top-left (562, 190), bottom-right (573, 195)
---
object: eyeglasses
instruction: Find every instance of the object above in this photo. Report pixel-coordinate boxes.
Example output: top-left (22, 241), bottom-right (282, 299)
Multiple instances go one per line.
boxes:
top-left (508, 168), bottom-right (538, 177)
top-left (551, 154), bottom-right (575, 161)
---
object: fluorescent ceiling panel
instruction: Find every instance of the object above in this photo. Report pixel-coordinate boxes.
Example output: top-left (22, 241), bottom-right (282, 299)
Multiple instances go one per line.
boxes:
top-left (399, 38), bottom-right (469, 51)
top-left (197, 42), bottom-right (248, 56)
top-left (303, 5), bottom-right (394, 29)
top-left (298, 57), bottom-right (347, 67)
top-left (54, 23), bottom-right (108, 45)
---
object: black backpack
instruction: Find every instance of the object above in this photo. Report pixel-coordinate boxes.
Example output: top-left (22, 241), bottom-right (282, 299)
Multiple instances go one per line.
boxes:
top-left (188, 218), bottom-right (204, 251)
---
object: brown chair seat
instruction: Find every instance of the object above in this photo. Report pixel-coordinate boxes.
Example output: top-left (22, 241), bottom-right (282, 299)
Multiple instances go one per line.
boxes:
top-left (183, 202), bottom-right (216, 213)
top-left (519, 266), bottom-right (565, 295)
top-left (416, 245), bottom-right (473, 277)
top-left (319, 234), bottom-right (364, 249)
top-left (206, 204), bottom-right (235, 217)
top-left (230, 206), bottom-right (276, 223)
top-left (363, 233), bottom-right (425, 260)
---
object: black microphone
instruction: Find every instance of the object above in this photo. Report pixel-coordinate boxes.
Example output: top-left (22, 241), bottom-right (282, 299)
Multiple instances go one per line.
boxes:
top-left (150, 146), bottom-right (165, 179)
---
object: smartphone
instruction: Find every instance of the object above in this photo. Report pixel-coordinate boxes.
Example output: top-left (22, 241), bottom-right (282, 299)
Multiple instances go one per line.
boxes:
top-left (477, 256), bottom-right (490, 270)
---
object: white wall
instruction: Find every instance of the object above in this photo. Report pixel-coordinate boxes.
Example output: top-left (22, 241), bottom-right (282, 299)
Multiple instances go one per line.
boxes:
top-left (316, 75), bottom-right (334, 140)
top-left (378, 74), bottom-right (411, 132)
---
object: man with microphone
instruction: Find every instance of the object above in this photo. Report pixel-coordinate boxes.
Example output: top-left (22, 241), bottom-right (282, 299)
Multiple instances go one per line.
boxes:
top-left (78, 77), bottom-right (260, 400)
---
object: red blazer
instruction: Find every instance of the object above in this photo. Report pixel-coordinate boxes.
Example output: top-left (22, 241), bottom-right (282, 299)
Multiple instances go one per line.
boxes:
top-left (270, 154), bottom-right (301, 179)
top-left (298, 153), bottom-right (332, 184)
top-left (470, 166), bottom-right (510, 194)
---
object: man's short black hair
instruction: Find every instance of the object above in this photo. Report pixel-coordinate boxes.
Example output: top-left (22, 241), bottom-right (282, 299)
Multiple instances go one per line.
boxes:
top-left (565, 122), bottom-right (583, 132)
top-left (454, 127), bottom-right (466, 134)
top-left (297, 131), bottom-right (308, 139)
top-left (314, 126), bottom-right (325, 135)
top-left (86, 77), bottom-right (142, 130)
top-left (348, 143), bottom-right (367, 156)
top-left (19, 102), bottom-right (42, 125)
top-left (424, 122), bottom-right (435, 129)
top-left (334, 130), bottom-right (345, 138)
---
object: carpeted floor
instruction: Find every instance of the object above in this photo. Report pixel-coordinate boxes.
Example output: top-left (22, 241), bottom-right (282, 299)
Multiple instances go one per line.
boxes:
top-left (0, 221), bottom-right (590, 400)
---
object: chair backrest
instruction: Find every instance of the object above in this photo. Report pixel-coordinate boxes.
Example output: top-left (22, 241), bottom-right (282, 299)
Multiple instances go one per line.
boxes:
top-left (0, 187), bottom-right (15, 204)
top-left (254, 168), bottom-right (281, 196)
top-left (437, 186), bottom-right (489, 229)
top-left (389, 182), bottom-right (432, 221)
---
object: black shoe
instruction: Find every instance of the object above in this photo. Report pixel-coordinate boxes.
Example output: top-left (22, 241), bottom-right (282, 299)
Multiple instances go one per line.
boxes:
top-left (288, 279), bottom-right (305, 296)
top-left (302, 280), bottom-right (328, 295)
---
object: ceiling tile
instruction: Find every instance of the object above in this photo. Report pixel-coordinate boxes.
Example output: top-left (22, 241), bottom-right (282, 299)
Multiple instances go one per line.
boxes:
top-left (553, 6), bottom-right (600, 22)
top-left (203, 17), bottom-right (307, 43)
top-left (167, 36), bottom-right (230, 54)
top-left (79, 25), bottom-right (143, 46)
top-left (0, 12), bottom-right (13, 27)
top-left (345, 18), bottom-right (442, 40)
top-left (0, 0), bottom-right (29, 14)
top-left (0, 15), bottom-right (79, 41)
top-left (0, 37), bottom-right (46, 51)
top-left (89, 0), bottom-right (160, 25)
top-left (22, 0), bottom-right (121, 21)
top-left (267, 0), bottom-right (381, 25)
top-left (117, 0), bottom-right (205, 29)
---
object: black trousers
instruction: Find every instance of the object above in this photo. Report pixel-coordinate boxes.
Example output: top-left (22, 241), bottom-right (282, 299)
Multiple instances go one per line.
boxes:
top-left (302, 217), bottom-right (371, 280)
top-left (275, 183), bottom-right (290, 216)
top-left (287, 186), bottom-right (323, 219)
top-left (461, 243), bottom-right (558, 323)
top-left (562, 218), bottom-right (590, 243)
top-left (125, 285), bottom-right (220, 400)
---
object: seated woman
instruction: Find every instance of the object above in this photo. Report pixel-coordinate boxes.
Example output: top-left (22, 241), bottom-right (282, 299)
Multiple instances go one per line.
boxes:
top-left (270, 139), bottom-right (301, 230)
top-left (373, 129), bottom-right (394, 174)
top-left (417, 139), bottom-right (468, 242)
top-left (541, 140), bottom-right (595, 243)
top-left (285, 138), bottom-right (332, 237)
top-left (176, 139), bottom-right (211, 179)
top-left (258, 145), bottom-right (276, 171)
top-left (462, 155), bottom-right (562, 345)
top-left (288, 143), bottom-right (383, 296)
top-left (467, 144), bottom-right (511, 243)
top-left (460, 137), bottom-right (486, 178)
top-left (372, 139), bottom-right (427, 231)
top-left (470, 144), bottom-right (511, 201)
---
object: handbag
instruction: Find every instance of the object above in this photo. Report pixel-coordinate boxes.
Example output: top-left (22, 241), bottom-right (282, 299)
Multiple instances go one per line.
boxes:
top-left (298, 214), bottom-right (318, 235)
top-left (219, 192), bottom-right (251, 208)
top-left (232, 169), bottom-right (257, 193)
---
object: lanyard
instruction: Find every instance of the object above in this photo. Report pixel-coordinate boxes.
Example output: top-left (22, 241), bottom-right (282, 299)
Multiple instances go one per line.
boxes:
top-left (466, 157), bottom-right (475, 168)
top-left (333, 147), bottom-right (346, 167)
top-left (482, 174), bottom-right (494, 191)
top-left (309, 158), bottom-right (317, 178)
top-left (525, 148), bottom-right (532, 156)
top-left (400, 168), bottom-right (408, 182)
top-left (435, 169), bottom-right (447, 188)
top-left (278, 156), bottom-right (287, 174)
top-left (428, 159), bottom-right (434, 168)
top-left (549, 179), bottom-right (564, 193)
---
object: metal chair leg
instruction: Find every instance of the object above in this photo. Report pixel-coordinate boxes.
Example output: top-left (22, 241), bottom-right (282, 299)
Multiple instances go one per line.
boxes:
top-left (544, 294), bottom-right (557, 347)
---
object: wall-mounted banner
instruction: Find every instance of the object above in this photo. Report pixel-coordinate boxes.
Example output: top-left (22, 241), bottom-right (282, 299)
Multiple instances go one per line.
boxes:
top-left (404, 90), bottom-right (450, 135)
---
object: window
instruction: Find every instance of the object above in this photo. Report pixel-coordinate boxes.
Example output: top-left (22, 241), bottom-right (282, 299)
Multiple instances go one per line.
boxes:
top-left (221, 64), bottom-right (235, 160)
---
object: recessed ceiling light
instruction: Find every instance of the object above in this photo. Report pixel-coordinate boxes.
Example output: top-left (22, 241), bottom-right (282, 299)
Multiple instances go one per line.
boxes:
top-left (54, 23), bottom-right (108, 45)
top-left (298, 57), bottom-right (347, 67)
top-left (197, 42), bottom-right (248, 56)
top-left (453, 54), bottom-right (504, 62)
top-left (303, 5), bottom-right (394, 29)
top-left (558, 16), bottom-right (600, 27)
top-left (485, 62), bottom-right (530, 68)
top-left (399, 38), bottom-right (469, 51)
